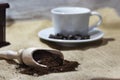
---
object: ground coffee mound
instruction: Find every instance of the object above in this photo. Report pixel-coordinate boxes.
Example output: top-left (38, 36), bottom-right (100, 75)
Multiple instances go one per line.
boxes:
top-left (15, 50), bottom-right (79, 76)
top-left (16, 60), bottom-right (79, 76)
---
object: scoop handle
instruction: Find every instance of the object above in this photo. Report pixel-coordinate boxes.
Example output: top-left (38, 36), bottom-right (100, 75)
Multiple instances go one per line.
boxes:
top-left (0, 50), bottom-right (18, 59)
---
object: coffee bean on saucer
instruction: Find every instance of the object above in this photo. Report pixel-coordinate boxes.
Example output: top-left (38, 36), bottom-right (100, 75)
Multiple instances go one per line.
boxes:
top-left (49, 34), bottom-right (55, 38)
top-left (76, 34), bottom-right (82, 37)
top-left (75, 36), bottom-right (82, 40)
top-left (84, 35), bottom-right (90, 39)
top-left (58, 35), bottom-right (63, 39)
top-left (56, 33), bottom-right (64, 39)
top-left (81, 35), bottom-right (90, 40)
top-left (68, 35), bottom-right (74, 40)
top-left (56, 33), bottom-right (62, 37)
top-left (63, 35), bottom-right (68, 40)
top-left (61, 37), bottom-right (65, 40)
top-left (62, 34), bottom-right (68, 39)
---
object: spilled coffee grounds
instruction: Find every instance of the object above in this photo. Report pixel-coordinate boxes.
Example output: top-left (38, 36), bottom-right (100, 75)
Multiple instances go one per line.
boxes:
top-left (16, 60), bottom-right (79, 76)
top-left (15, 50), bottom-right (79, 76)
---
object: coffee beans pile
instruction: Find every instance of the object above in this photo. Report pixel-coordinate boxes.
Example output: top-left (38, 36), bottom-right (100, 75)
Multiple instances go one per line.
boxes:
top-left (49, 33), bottom-right (90, 40)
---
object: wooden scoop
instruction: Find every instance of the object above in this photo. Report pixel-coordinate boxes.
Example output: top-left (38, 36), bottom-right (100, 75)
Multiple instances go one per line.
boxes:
top-left (0, 47), bottom-right (64, 67)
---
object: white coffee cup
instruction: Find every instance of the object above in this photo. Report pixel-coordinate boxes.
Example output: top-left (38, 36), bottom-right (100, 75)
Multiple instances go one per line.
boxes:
top-left (51, 7), bottom-right (102, 36)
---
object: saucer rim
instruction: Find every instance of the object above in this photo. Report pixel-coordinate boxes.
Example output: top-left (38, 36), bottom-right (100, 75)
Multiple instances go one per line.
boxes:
top-left (38, 27), bottom-right (104, 43)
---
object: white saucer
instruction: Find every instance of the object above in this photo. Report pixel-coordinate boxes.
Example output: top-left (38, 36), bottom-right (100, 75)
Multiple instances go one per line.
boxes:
top-left (38, 27), bottom-right (104, 46)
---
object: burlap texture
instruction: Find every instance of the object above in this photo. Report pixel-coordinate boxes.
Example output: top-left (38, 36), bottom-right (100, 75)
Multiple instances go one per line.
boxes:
top-left (0, 8), bottom-right (120, 80)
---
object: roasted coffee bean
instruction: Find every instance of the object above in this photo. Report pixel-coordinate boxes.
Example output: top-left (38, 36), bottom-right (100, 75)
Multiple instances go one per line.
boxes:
top-left (68, 35), bottom-right (74, 40)
top-left (58, 35), bottom-right (64, 39)
top-left (81, 35), bottom-right (90, 40)
top-left (81, 36), bottom-right (85, 40)
top-left (76, 34), bottom-right (82, 37)
top-left (63, 37), bottom-right (67, 40)
top-left (49, 34), bottom-right (55, 38)
top-left (73, 35), bottom-right (80, 40)
top-left (76, 37), bottom-right (82, 40)
top-left (56, 33), bottom-right (63, 37)
top-left (63, 35), bottom-right (68, 40)
top-left (84, 35), bottom-right (90, 39)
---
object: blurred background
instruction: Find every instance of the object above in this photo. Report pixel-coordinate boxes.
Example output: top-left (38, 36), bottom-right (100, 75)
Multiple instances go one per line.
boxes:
top-left (0, 0), bottom-right (120, 20)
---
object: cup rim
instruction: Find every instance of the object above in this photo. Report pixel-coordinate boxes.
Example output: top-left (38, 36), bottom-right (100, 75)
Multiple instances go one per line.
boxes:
top-left (51, 7), bottom-right (91, 15)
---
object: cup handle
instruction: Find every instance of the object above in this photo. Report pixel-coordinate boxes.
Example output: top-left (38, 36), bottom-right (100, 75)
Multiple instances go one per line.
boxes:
top-left (89, 11), bottom-right (102, 31)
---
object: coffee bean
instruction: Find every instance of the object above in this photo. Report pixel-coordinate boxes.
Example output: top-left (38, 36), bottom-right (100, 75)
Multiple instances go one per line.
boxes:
top-left (76, 37), bottom-right (82, 40)
top-left (73, 35), bottom-right (80, 40)
top-left (63, 37), bottom-right (67, 40)
top-left (76, 34), bottom-right (82, 36)
top-left (57, 35), bottom-right (64, 39)
top-left (85, 35), bottom-right (90, 39)
top-left (63, 35), bottom-right (68, 40)
top-left (81, 35), bottom-right (90, 40)
top-left (49, 34), bottom-right (55, 38)
top-left (68, 35), bottom-right (74, 40)
top-left (56, 33), bottom-right (63, 37)
top-left (81, 36), bottom-right (85, 40)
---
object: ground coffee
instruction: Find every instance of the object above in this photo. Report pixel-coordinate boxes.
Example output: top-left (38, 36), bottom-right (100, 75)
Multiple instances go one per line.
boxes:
top-left (15, 50), bottom-right (79, 76)
top-left (16, 60), bottom-right (79, 76)
top-left (32, 50), bottom-right (63, 67)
